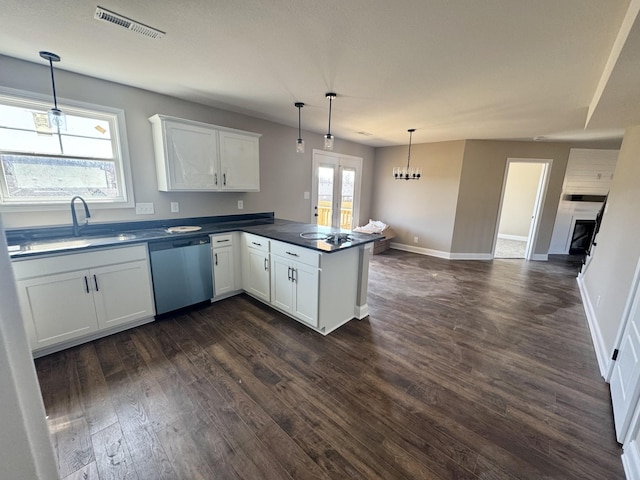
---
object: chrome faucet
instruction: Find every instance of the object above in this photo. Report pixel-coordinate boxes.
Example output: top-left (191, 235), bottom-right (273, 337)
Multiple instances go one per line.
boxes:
top-left (70, 196), bottom-right (91, 236)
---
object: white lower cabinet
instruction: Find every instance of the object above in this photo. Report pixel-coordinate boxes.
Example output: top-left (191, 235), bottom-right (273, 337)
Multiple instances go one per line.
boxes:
top-left (12, 245), bottom-right (155, 356)
top-left (211, 233), bottom-right (241, 300)
top-left (242, 233), bottom-right (271, 302)
top-left (270, 248), bottom-right (319, 327)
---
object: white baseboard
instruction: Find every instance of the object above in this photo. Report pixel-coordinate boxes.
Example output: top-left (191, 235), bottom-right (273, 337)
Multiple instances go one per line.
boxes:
top-left (354, 304), bottom-right (369, 320)
top-left (576, 275), bottom-right (610, 378)
top-left (498, 233), bottom-right (528, 242)
top-left (390, 242), bottom-right (451, 259)
top-left (389, 243), bottom-right (493, 260)
top-left (448, 252), bottom-right (494, 260)
top-left (531, 253), bottom-right (549, 261)
top-left (623, 441), bottom-right (640, 480)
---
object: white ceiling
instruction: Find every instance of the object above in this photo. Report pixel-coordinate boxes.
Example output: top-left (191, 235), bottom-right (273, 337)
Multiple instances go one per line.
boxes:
top-left (1, 0), bottom-right (639, 147)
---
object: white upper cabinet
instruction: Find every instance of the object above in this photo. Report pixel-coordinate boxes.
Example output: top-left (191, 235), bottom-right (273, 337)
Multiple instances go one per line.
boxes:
top-left (149, 114), bottom-right (261, 192)
top-left (219, 130), bottom-right (260, 191)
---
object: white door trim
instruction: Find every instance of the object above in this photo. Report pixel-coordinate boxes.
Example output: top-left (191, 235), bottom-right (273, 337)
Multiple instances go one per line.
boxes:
top-left (311, 149), bottom-right (363, 229)
top-left (493, 158), bottom-right (552, 260)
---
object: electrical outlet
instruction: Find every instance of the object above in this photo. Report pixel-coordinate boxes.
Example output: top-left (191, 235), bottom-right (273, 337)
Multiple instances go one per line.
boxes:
top-left (135, 202), bottom-right (155, 215)
top-left (237, 200), bottom-right (244, 209)
top-left (170, 202), bottom-right (179, 213)
top-left (413, 236), bottom-right (419, 244)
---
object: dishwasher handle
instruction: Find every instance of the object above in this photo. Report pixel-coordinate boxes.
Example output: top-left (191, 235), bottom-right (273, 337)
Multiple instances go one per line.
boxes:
top-left (148, 236), bottom-right (210, 251)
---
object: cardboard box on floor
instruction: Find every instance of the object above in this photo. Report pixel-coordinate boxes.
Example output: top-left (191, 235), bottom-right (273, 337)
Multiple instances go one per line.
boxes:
top-left (372, 227), bottom-right (396, 254)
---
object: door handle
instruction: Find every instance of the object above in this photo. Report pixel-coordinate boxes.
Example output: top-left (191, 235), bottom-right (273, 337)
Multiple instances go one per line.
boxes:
top-left (93, 274), bottom-right (99, 292)
top-left (216, 239), bottom-right (230, 243)
top-left (84, 276), bottom-right (90, 293)
top-left (288, 266), bottom-right (292, 280)
top-left (286, 251), bottom-right (299, 257)
top-left (214, 173), bottom-right (218, 186)
top-left (264, 258), bottom-right (269, 271)
top-left (223, 173), bottom-right (227, 186)
top-left (214, 253), bottom-right (218, 266)
top-left (291, 268), bottom-right (297, 283)
top-left (252, 241), bottom-right (262, 246)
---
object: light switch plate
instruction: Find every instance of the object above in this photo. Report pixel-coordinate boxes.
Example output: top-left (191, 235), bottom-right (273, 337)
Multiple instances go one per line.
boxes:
top-left (170, 202), bottom-right (179, 213)
top-left (135, 202), bottom-right (155, 215)
top-left (304, 191), bottom-right (310, 199)
top-left (237, 200), bottom-right (244, 209)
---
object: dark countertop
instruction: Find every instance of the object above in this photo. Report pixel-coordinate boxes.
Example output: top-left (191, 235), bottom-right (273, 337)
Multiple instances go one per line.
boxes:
top-left (7, 213), bottom-right (383, 259)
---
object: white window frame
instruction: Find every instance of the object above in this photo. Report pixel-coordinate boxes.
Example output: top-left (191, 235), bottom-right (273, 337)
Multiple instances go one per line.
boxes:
top-left (0, 86), bottom-right (134, 211)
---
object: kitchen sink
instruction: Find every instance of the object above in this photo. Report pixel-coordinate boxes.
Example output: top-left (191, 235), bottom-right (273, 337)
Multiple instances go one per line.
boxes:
top-left (11, 233), bottom-right (138, 255)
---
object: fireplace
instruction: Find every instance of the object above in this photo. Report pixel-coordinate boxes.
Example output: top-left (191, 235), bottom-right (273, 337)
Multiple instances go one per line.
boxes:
top-left (570, 220), bottom-right (596, 255)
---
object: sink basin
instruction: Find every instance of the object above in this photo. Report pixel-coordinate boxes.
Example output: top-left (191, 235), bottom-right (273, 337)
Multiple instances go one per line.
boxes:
top-left (13, 233), bottom-right (138, 254)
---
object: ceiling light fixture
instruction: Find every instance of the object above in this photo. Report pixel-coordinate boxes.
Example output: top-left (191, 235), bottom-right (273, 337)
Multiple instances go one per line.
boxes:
top-left (324, 92), bottom-right (336, 150)
top-left (393, 129), bottom-right (421, 180)
top-left (39, 51), bottom-right (66, 131)
top-left (295, 102), bottom-right (305, 153)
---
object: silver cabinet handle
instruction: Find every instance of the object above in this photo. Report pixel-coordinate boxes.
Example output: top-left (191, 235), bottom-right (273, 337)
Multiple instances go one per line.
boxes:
top-left (252, 241), bottom-right (262, 247)
top-left (264, 258), bottom-right (268, 271)
top-left (93, 274), bottom-right (99, 292)
top-left (287, 266), bottom-right (292, 281)
top-left (214, 253), bottom-right (218, 266)
top-left (292, 268), bottom-right (297, 283)
top-left (216, 239), bottom-right (230, 243)
top-left (84, 276), bottom-right (90, 293)
top-left (223, 173), bottom-right (227, 186)
top-left (214, 173), bottom-right (218, 185)
top-left (286, 251), bottom-right (299, 257)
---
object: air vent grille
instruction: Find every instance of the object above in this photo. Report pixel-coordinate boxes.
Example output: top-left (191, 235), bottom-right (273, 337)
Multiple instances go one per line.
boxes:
top-left (94, 6), bottom-right (165, 39)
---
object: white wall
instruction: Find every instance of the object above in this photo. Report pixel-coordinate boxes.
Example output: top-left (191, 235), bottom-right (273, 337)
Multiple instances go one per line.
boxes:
top-left (498, 162), bottom-right (544, 239)
top-left (579, 125), bottom-right (640, 375)
top-left (0, 215), bottom-right (59, 479)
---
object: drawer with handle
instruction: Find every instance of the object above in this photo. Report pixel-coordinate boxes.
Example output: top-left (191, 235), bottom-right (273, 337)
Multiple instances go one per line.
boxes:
top-left (271, 240), bottom-right (320, 268)
top-left (244, 233), bottom-right (270, 252)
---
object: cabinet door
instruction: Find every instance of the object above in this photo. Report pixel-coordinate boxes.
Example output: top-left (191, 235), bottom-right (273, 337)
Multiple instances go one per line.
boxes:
top-left (246, 248), bottom-right (270, 302)
top-left (292, 262), bottom-right (319, 327)
top-left (92, 260), bottom-right (155, 330)
top-left (164, 121), bottom-right (219, 191)
top-left (219, 130), bottom-right (260, 191)
top-left (213, 245), bottom-right (235, 298)
top-left (16, 271), bottom-right (98, 349)
top-left (271, 255), bottom-right (293, 313)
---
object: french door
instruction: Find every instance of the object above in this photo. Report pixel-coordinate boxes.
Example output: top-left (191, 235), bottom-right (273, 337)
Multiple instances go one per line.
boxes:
top-left (311, 150), bottom-right (362, 230)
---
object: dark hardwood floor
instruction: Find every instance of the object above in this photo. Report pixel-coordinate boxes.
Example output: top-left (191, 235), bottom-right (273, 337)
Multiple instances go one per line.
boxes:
top-left (36, 250), bottom-right (624, 479)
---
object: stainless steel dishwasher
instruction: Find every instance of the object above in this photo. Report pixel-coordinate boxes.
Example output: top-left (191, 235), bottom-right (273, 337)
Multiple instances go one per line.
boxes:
top-left (148, 235), bottom-right (213, 315)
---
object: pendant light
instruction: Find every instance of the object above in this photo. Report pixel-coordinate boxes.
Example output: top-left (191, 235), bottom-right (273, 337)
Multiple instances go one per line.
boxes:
top-left (393, 129), bottom-right (421, 180)
top-left (324, 92), bottom-right (336, 150)
top-left (295, 102), bottom-right (305, 153)
top-left (39, 51), bottom-right (67, 131)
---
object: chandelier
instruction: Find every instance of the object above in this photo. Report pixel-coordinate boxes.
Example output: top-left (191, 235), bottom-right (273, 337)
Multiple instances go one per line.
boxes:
top-left (393, 129), bottom-right (421, 180)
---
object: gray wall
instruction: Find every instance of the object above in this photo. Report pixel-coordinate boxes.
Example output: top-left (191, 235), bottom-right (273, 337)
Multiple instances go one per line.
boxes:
top-left (581, 125), bottom-right (640, 361)
top-left (0, 55), bottom-right (375, 229)
top-left (371, 141), bottom-right (465, 253)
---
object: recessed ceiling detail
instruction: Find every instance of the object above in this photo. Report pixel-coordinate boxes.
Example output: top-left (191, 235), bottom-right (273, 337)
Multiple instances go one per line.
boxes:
top-left (94, 6), bottom-right (165, 39)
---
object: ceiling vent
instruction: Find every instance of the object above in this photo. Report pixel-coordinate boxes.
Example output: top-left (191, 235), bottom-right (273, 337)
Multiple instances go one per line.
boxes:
top-left (94, 6), bottom-right (165, 39)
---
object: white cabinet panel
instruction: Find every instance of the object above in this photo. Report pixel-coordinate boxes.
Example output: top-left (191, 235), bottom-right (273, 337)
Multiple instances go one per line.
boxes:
top-left (92, 260), bottom-right (155, 330)
top-left (242, 234), bottom-right (271, 303)
top-left (213, 245), bottom-right (235, 298)
top-left (271, 255), bottom-right (294, 312)
top-left (16, 271), bottom-right (99, 349)
top-left (219, 130), bottom-right (260, 191)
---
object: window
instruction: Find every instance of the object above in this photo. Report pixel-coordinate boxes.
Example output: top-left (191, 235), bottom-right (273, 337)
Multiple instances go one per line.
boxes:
top-left (0, 89), bottom-right (132, 207)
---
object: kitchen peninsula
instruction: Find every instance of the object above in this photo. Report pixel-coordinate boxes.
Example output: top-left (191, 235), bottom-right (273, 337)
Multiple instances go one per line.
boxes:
top-left (7, 213), bottom-right (380, 357)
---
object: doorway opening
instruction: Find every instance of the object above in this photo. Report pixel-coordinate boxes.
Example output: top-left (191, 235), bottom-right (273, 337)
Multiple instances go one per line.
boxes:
top-left (494, 158), bottom-right (551, 260)
top-left (311, 150), bottom-right (363, 229)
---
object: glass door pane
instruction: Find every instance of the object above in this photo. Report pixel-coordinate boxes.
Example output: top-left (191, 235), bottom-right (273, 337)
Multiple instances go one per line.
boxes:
top-left (316, 165), bottom-right (334, 227)
top-left (340, 167), bottom-right (355, 229)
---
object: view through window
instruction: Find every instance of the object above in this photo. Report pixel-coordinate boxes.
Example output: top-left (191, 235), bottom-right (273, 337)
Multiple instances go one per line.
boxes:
top-left (0, 93), bottom-right (130, 206)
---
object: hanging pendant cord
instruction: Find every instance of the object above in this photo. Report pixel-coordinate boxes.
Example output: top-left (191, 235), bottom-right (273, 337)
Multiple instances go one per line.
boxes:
top-left (406, 130), bottom-right (413, 169)
top-left (48, 58), bottom-right (59, 110)
top-left (298, 106), bottom-right (302, 139)
top-left (327, 96), bottom-right (333, 135)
